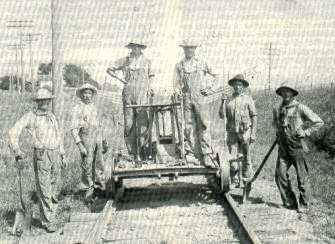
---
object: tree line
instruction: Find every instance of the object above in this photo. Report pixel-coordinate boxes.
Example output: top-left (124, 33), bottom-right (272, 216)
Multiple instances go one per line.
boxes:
top-left (0, 63), bottom-right (100, 91)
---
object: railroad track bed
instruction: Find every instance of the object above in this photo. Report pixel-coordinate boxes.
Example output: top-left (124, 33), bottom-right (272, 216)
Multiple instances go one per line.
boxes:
top-left (11, 177), bottom-right (332, 243)
top-left (101, 177), bottom-right (240, 244)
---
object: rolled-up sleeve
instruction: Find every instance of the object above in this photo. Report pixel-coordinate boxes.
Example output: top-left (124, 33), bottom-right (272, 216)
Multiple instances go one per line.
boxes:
top-left (112, 57), bottom-right (126, 71)
top-left (300, 104), bottom-right (324, 136)
top-left (70, 105), bottom-right (83, 143)
top-left (248, 97), bottom-right (257, 117)
top-left (56, 122), bottom-right (65, 155)
top-left (173, 63), bottom-right (182, 93)
top-left (147, 59), bottom-right (155, 78)
top-left (8, 112), bottom-right (32, 154)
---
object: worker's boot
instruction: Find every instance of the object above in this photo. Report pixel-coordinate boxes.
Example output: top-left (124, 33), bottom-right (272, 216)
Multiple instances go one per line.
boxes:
top-left (84, 187), bottom-right (94, 203)
top-left (44, 223), bottom-right (57, 233)
top-left (185, 153), bottom-right (200, 166)
top-left (203, 155), bottom-right (215, 168)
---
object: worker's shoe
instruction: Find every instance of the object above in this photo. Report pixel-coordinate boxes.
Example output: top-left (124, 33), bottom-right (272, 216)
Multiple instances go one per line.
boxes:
top-left (230, 181), bottom-right (239, 190)
top-left (84, 187), bottom-right (94, 203)
top-left (44, 223), bottom-right (57, 233)
top-left (203, 155), bottom-right (215, 168)
top-left (242, 168), bottom-right (254, 182)
top-left (76, 182), bottom-right (90, 192)
top-left (186, 154), bottom-right (200, 166)
top-left (297, 205), bottom-right (308, 214)
top-left (283, 203), bottom-right (298, 210)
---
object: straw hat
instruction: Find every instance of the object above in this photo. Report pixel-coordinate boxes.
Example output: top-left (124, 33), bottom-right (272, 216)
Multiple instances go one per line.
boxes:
top-left (276, 82), bottom-right (298, 96)
top-left (76, 83), bottom-right (98, 98)
top-left (125, 41), bottom-right (147, 49)
top-left (33, 87), bottom-right (55, 101)
top-left (228, 74), bottom-right (249, 87)
top-left (179, 39), bottom-right (200, 47)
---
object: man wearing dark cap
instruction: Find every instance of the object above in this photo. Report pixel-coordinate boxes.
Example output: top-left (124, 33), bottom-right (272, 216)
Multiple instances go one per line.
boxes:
top-left (219, 74), bottom-right (257, 187)
top-left (273, 82), bottom-right (324, 213)
top-left (110, 41), bottom-right (154, 161)
top-left (174, 39), bottom-right (217, 167)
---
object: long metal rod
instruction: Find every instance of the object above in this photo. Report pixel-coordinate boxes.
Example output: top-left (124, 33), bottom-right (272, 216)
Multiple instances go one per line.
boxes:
top-left (242, 138), bottom-right (278, 203)
top-left (18, 169), bottom-right (26, 211)
top-left (125, 103), bottom-right (180, 109)
top-left (180, 95), bottom-right (185, 159)
top-left (106, 68), bottom-right (127, 84)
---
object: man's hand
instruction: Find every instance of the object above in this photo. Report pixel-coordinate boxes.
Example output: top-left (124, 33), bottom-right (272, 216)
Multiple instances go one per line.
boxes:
top-left (77, 142), bottom-right (87, 157)
top-left (147, 89), bottom-right (155, 97)
top-left (296, 128), bottom-right (306, 138)
top-left (200, 87), bottom-right (211, 96)
top-left (219, 106), bottom-right (224, 119)
top-left (174, 90), bottom-right (183, 101)
top-left (102, 139), bottom-right (108, 154)
top-left (250, 134), bottom-right (257, 143)
top-left (15, 153), bottom-right (25, 170)
top-left (219, 100), bottom-right (226, 119)
top-left (61, 154), bottom-right (67, 169)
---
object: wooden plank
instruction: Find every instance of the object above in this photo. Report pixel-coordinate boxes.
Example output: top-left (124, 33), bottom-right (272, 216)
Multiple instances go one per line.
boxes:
top-left (84, 200), bottom-right (115, 244)
top-left (113, 167), bottom-right (219, 179)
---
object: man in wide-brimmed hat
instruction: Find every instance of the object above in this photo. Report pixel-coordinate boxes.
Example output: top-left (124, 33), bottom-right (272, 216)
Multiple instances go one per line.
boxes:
top-left (71, 83), bottom-right (108, 202)
top-left (109, 40), bottom-right (155, 161)
top-left (8, 86), bottom-right (66, 233)
top-left (219, 74), bottom-right (257, 188)
top-left (273, 82), bottom-right (324, 213)
top-left (174, 39), bottom-right (218, 167)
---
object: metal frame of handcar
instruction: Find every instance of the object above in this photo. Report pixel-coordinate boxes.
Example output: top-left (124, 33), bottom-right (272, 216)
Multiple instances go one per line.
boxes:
top-left (107, 95), bottom-right (230, 197)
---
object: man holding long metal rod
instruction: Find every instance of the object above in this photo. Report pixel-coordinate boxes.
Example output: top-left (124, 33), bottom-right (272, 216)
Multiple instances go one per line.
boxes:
top-left (108, 41), bottom-right (155, 162)
top-left (273, 82), bottom-right (324, 213)
top-left (173, 39), bottom-right (217, 167)
top-left (9, 86), bottom-right (66, 233)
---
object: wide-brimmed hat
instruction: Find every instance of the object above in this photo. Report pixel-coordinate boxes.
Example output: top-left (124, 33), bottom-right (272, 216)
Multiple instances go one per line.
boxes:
top-left (179, 39), bottom-right (200, 48)
top-left (76, 83), bottom-right (98, 98)
top-left (33, 87), bottom-right (55, 101)
top-left (276, 82), bottom-right (298, 96)
top-left (228, 74), bottom-right (249, 87)
top-left (125, 41), bottom-right (147, 49)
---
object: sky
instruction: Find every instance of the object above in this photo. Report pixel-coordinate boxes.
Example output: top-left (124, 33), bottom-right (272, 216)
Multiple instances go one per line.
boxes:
top-left (0, 0), bottom-right (334, 92)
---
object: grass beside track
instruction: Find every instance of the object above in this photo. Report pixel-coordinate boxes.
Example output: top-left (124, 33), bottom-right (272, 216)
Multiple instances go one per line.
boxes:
top-left (0, 87), bottom-right (334, 239)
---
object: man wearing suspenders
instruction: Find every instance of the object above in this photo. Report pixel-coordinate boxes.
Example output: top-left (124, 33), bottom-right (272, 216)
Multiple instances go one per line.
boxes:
top-left (174, 39), bottom-right (217, 167)
top-left (9, 87), bottom-right (66, 232)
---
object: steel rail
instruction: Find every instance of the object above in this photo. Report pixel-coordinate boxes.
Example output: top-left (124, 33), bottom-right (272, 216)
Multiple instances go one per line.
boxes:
top-left (223, 193), bottom-right (262, 244)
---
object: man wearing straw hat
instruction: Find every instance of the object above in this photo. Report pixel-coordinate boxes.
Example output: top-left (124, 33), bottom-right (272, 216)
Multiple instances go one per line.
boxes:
top-left (273, 82), bottom-right (323, 213)
top-left (219, 74), bottom-right (257, 188)
top-left (110, 41), bottom-right (155, 161)
top-left (174, 39), bottom-right (217, 167)
top-left (71, 83), bottom-right (108, 202)
top-left (8, 86), bottom-right (66, 233)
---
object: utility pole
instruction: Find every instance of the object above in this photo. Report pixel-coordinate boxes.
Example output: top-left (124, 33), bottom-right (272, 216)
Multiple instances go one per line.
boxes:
top-left (263, 43), bottom-right (279, 91)
top-left (21, 33), bottom-right (41, 92)
top-left (7, 20), bottom-right (33, 93)
top-left (51, 0), bottom-right (62, 116)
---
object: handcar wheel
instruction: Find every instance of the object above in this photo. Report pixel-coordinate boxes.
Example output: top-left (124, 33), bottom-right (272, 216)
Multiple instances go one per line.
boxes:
top-left (217, 152), bottom-right (230, 193)
top-left (109, 157), bottom-right (117, 198)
